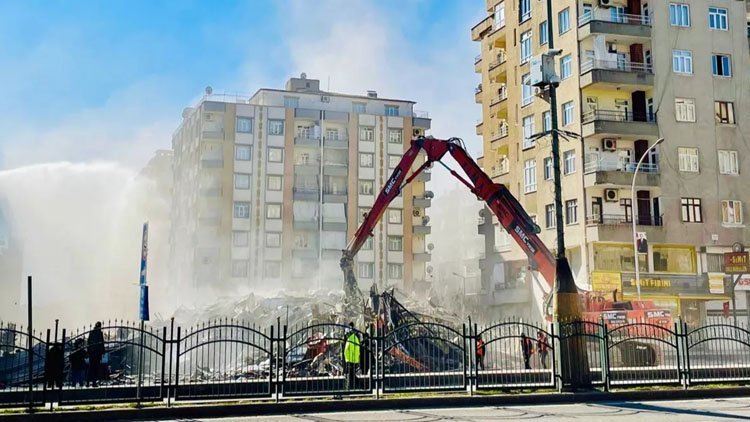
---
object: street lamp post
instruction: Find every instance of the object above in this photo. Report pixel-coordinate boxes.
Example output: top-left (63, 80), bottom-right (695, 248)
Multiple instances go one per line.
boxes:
top-left (631, 137), bottom-right (664, 300)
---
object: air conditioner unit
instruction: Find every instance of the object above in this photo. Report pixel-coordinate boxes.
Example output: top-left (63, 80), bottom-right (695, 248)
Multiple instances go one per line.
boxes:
top-left (413, 209), bottom-right (421, 217)
top-left (321, 95), bottom-right (331, 103)
top-left (599, 0), bottom-right (613, 7)
top-left (602, 138), bottom-right (617, 151)
top-left (604, 189), bottom-right (619, 202)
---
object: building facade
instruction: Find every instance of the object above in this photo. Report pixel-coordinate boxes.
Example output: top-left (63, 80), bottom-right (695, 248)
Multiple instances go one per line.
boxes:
top-left (170, 75), bottom-right (432, 297)
top-left (0, 197), bottom-right (22, 321)
top-left (473, 0), bottom-right (750, 323)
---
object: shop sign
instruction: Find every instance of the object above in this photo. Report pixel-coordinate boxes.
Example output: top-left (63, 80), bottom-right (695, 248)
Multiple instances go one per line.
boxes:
top-left (591, 272), bottom-right (622, 293)
top-left (708, 272), bottom-right (726, 295)
top-left (724, 252), bottom-right (749, 274)
top-left (621, 272), bottom-right (711, 296)
top-left (733, 275), bottom-right (750, 291)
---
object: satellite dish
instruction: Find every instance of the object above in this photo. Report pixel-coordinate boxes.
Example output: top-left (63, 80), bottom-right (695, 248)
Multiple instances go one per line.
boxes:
top-left (422, 216), bottom-right (430, 225)
top-left (205, 86), bottom-right (213, 95)
top-left (300, 72), bottom-right (307, 79)
top-left (424, 191), bottom-right (434, 199)
top-left (732, 242), bottom-right (745, 253)
top-left (426, 266), bottom-right (433, 274)
top-left (427, 243), bottom-right (434, 251)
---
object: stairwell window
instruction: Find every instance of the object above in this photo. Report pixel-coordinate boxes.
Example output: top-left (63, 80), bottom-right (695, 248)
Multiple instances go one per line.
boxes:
top-left (520, 30), bottom-right (532, 64)
top-left (268, 119), bottom-right (284, 135)
top-left (709, 7), bottom-right (728, 30)
top-left (669, 3), bottom-right (690, 27)
top-left (267, 175), bottom-right (282, 191)
top-left (359, 180), bottom-right (374, 195)
top-left (721, 200), bottom-right (743, 225)
top-left (565, 199), bottom-right (578, 225)
top-left (678, 147), bottom-right (699, 173)
top-left (388, 209), bottom-right (402, 224)
top-left (672, 50), bottom-right (693, 74)
top-left (718, 150), bottom-right (739, 175)
top-left (235, 173), bottom-right (250, 189)
top-left (266, 203), bottom-right (282, 219)
top-left (680, 198), bottom-right (703, 223)
top-left (521, 73), bottom-right (534, 106)
top-left (268, 147), bottom-right (284, 163)
top-left (715, 101), bottom-right (735, 124)
top-left (675, 98), bottom-right (696, 122)
top-left (545, 204), bottom-right (555, 228)
top-left (359, 126), bottom-right (374, 141)
top-left (359, 153), bottom-right (374, 167)
top-left (388, 129), bottom-right (403, 144)
top-left (235, 145), bottom-right (251, 161)
top-left (524, 159), bottom-right (537, 193)
top-left (522, 115), bottom-right (535, 149)
top-left (234, 201), bottom-right (250, 219)
top-left (388, 236), bottom-right (403, 252)
top-left (236, 117), bottom-right (253, 133)
top-left (712, 54), bottom-right (732, 77)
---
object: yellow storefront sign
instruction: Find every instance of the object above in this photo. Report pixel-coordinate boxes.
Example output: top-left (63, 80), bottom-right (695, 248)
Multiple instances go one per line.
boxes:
top-left (708, 273), bottom-right (725, 294)
top-left (591, 272), bottom-right (623, 293)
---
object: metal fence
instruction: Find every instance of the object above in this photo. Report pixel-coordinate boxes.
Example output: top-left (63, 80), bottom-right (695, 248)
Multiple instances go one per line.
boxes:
top-left (3, 318), bottom-right (750, 408)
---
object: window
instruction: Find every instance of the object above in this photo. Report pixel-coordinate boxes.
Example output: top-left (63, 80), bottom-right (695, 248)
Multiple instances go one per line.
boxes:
top-left (265, 232), bottom-right (281, 248)
top-left (232, 260), bottom-right (248, 277)
top-left (233, 231), bottom-right (249, 247)
top-left (358, 262), bottom-right (374, 278)
top-left (558, 8), bottom-right (570, 34)
top-left (539, 21), bottom-right (548, 45)
top-left (675, 98), bottom-right (696, 122)
top-left (715, 101), bottom-right (735, 124)
top-left (521, 73), bottom-right (533, 106)
top-left (562, 101), bottom-right (574, 126)
top-left (560, 55), bottom-right (572, 80)
top-left (709, 7), bottom-right (728, 30)
top-left (523, 159), bottom-right (537, 193)
top-left (388, 129), bottom-right (402, 144)
top-left (678, 147), bottom-right (699, 173)
top-left (359, 180), bottom-right (374, 195)
top-left (669, 3), bottom-right (690, 27)
top-left (542, 111), bottom-right (551, 133)
top-left (266, 203), bottom-right (281, 219)
top-left (680, 198), bottom-right (703, 222)
top-left (563, 150), bottom-right (576, 175)
top-left (712, 54), bottom-right (732, 77)
top-left (494, 3), bottom-right (505, 28)
top-left (519, 0), bottom-right (531, 22)
top-left (707, 254), bottom-right (725, 272)
top-left (236, 117), bottom-right (253, 133)
top-left (722, 200), bottom-right (743, 225)
top-left (362, 237), bottom-right (373, 251)
top-left (387, 263), bottom-right (403, 279)
top-left (359, 153), bottom-right (374, 167)
top-left (718, 150), bottom-right (739, 175)
top-left (652, 245), bottom-right (696, 273)
top-left (234, 201), bottom-right (250, 219)
top-left (543, 156), bottom-right (553, 180)
top-left (388, 155), bottom-right (400, 169)
top-left (522, 115), bottom-right (535, 148)
top-left (620, 198), bottom-right (633, 223)
top-left (268, 119), bottom-right (284, 135)
top-left (565, 199), bottom-right (578, 224)
top-left (359, 126), bottom-right (374, 141)
top-left (267, 175), bottom-right (282, 191)
top-left (268, 147), bottom-right (284, 163)
top-left (520, 30), bottom-right (532, 64)
top-left (594, 243), bottom-right (647, 272)
top-left (388, 236), bottom-right (403, 251)
top-left (353, 102), bottom-right (366, 113)
top-left (284, 96), bottom-right (299, 108)
top-left (358, 207), bottom-right (369, 224)
top-left (545, 204), bottom-right (555, 228)
top-left (385, 105), bottom-right (399, 116)
top-left (388, 209), bottom-right (402, 224)
top-left (264, 261), bottom-right (281, 278)
top-left (672, 50), bottom-right (693, 74)
top-left (235, 173), bottom-right (251, 189)
top-left (235, 145), bottom-right (252, 161)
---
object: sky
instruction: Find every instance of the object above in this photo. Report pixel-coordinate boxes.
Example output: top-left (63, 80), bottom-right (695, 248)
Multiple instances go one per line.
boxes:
top-left (0, 0), bottom-right (486, 182)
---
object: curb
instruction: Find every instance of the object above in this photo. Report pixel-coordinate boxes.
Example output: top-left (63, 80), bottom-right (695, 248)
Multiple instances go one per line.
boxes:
top-left (3, 387), bottom-right (750, 421)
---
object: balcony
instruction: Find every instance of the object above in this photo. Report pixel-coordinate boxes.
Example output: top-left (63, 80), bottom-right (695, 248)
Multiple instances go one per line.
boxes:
top-left (413, 252), bottom-right (431, 262)
top-left (323, 162), bottom-right (348, 177)
top-left (200, 156), bottom-right (224, 169)
top-left (413, 225), bottom-right (431, 235)
top-left (323, 187), bottom-right (347, 203)
top-left (488, 53), bottom-right (507, 81)
top-left (475, 120), bottom-right (484, 136)
top-left (489, 160), bottom-right (509, 178)
top-left (412, 111), bottom-right (431, 129)
top-left (580, 59), bottom-right (654, 90)
top-left (490, 124), bottom-right (509, 142)
top-left (294, 162), bottom-right (320, 175)
top-left (294, 132), bottom-right (321, 146)
top-left (581, 109), bottom-right (658, 138)
top-left (415, 170), bottom-right (431, 182)
top-left (586, 213), bottom-right (663, 227)
top-left (471, 16), bottom-right (493, 41)
top-left (202, 129), bottom-right (224, 140)
top-left (293, 219), bottom-right (319, 231)
top-left (584, 160), bottom-right (660, 187)
top-left (293, 187), bottom-right (319, 201)
top-left (413, 196), bottom-right (432, 208)
top-left (578, 11), bottom-right (651, 41)
top-left (323, 135), bottom-right (349, 149)
top-left (475, 84), bottom-right (483, 103)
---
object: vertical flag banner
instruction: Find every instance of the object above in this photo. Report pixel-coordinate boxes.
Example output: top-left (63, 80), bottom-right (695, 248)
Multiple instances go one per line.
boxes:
top-left (139, 222), bottom-right (149, 321)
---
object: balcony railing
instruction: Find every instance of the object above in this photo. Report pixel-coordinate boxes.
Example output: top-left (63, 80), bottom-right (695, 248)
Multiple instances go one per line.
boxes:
top-left (582, 109), bottom-right (656, 124)
top-left (323, 187), bottom-right (347, 195)
top-left (474, 54), bottom-right (482, 64)
top-left (584, 160), bottom-right (660, 174)
top-left (490, 89), bottom-right (507, 105)
top-left (475, 84), bottom-right (483, 94)
top-left (490, 125), bottom-right (509, 141)
top-left (488, 54), bottom-right (506, 70)
top-left (414, 110), bottom-right (429, 119)
top-left (578, 11), bottom-right (651, 27)
top-left (580, 59), bottom-right (653, 74)
top-left (587, 213), bottom-right (663, 226)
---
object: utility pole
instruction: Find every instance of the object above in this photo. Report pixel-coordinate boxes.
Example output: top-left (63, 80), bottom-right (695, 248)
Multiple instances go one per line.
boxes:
top-left (543, 0), bottom-right (591, 389)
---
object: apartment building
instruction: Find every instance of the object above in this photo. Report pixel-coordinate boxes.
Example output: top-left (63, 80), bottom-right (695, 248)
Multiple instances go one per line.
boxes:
top-left (473, 0), bottom-right (750, 323)
top-left (170, 74), bottom-right (432, 297)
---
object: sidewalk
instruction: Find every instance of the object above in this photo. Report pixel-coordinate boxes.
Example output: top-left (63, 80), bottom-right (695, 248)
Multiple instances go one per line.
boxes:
top-left (2, 386), bottom-right (750, 421)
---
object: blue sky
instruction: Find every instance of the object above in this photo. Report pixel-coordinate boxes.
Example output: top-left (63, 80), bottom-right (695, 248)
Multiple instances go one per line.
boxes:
top-left (0, 1), bottom-right (485, 173)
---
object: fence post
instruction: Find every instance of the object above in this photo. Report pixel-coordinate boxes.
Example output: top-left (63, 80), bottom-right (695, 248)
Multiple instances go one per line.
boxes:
top-left (173, 326), bottom-right (181, 402)
top-left (59, 328), bottom-right (66, 407)
top-left (549, 322), bottom-right (557, 389)
top-left (43, 329), bottom-right (50, 409)
top-left (166, 318), bottom-right (174, 407)
top-left (553, 321), bottom-right (561, 392)
top-left (268, 325), bottom-right (274, 401)
top-left (599, 317), bottom-right (610, 391)
top-left (463, 323), bottom-right (470, 395)
top-left (281, 325), bottom-right (287, 399)
top-left (678, 318), bottom-right (690, 389)
top-left (160, 326), bottom-right (167, 402)
top-left (27, 276), bottom-right (33, 413)
top-left (367, 324), bottom-right (374, 397)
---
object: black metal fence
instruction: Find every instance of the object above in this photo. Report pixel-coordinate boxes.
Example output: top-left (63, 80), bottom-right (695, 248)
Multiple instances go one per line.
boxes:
top-left (2, 318), bottom-right (750, 408)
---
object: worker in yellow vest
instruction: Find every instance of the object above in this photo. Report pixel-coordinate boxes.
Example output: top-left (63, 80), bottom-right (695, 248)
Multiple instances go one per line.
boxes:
top-left (343, 321), bottom-right (360, 390)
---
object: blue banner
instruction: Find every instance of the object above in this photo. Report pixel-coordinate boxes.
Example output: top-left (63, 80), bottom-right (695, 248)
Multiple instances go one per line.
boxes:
top-left (139, 223), bottom-right (149, 286)
top-left (139, 285), bottom-right (149, 321)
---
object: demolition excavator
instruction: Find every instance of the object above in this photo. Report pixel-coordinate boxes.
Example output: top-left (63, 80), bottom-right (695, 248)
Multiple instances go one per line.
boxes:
top-left (340, 136), bottom-right (672, 332)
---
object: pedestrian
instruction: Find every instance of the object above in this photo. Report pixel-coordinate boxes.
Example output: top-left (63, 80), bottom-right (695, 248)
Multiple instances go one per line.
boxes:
top-left (536, 330), bottom-right (549, 369)
top-left (44, 342), bottom-right (64, 389)
top-left (521, 333), bottom-right (533, 370)
top-left (343, 322), bottom-right (360, 391)
top-left (69, 338), bottom-right (87, 387)
top-left (87, 321), bottom-right (105, 386)
top-left (476, 335), bottom-right (486, 371)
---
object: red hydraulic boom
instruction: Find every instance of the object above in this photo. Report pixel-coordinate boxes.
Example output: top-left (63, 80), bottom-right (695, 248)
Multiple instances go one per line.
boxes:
top-left (341, 136), bottom-right (556, 299)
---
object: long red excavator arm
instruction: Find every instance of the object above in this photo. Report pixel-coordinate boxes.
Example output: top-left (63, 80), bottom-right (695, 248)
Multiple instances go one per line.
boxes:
top-left (341, 136), bottom-right (556, 299)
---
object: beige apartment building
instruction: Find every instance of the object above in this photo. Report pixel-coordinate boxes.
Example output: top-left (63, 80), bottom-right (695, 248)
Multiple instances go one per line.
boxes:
top-left (473, 0), bottom-right (750, 322)
top-left (170, 75), bottom-right (432, 298)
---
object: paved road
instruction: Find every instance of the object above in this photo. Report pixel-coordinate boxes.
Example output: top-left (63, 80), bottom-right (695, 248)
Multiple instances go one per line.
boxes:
top-left (158, 398), bottom-right (750, 421)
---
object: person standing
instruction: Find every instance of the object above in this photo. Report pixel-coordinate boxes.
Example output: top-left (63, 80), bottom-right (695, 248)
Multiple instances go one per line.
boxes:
top-left (476, 335), bottom-right (486, 371)
top-left (536, 330), bottom-right (549, 369)
top-left (343, 322), bottom-right (360, 391)
top-left (69, 338), bottom-right (87, 387)
top-left (521, 333), bottom-right (533, 370)
top-left (87, 322), bottom-right (105, 386)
